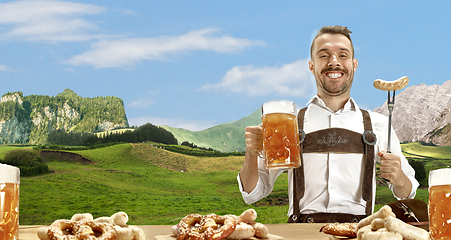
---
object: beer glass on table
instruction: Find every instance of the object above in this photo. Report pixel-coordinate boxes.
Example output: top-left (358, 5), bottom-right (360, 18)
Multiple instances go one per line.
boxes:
top-left (0, 164), bottom-right (20, 240)
top-left (261, 100), bottom-right (301, 169)
top-left (429, 168), bottom-right (451, 239)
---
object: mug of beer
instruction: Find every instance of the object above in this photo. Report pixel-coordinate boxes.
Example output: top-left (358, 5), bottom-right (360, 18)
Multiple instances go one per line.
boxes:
top-left (0, 164), bottom-right (20, 240)
top-left (429, 168), bottom-right (451, 239)
top-left (261, 100), bottom-right (301, 169)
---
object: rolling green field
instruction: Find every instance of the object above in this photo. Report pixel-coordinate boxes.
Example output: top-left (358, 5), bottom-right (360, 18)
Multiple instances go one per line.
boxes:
top-left (2, 142), bottom-right (451, 225)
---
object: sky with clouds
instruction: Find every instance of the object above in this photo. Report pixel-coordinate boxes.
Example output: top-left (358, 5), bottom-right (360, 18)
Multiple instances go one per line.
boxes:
top-left (1, 0), bottom-right (450, 131)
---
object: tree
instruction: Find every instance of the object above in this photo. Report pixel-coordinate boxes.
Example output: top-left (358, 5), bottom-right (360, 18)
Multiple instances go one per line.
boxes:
top-left (408, 159), bottom-right (427, 182)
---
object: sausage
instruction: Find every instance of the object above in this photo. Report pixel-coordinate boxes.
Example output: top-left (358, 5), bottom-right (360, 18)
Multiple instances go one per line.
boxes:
top-left (358, 205), bottom-right (394, 228)
top-left (70, 213), bottom-right (94, 222)
top-left (362, 229), bottom-right (403, 240)
top-left (373, 76), bottom-right (409, 91)
top-left (227, 222), bottom-right (255, 239)
top-left (370, 218), bottom-right (385, 231)
top-left (237, 209), bottom-right (257, 224)
top-left (111, 211), bottom-right (129, 226)
top-left (37, 226), bottom-right (50, 240)
top-left (251, 222), bottom-right (268, 238)
top-left (384, 216), bottom-right (429, 240)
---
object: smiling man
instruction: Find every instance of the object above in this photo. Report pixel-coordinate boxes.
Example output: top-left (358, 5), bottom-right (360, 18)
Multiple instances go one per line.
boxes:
top-left (238, 25), bottom-right (419, 223)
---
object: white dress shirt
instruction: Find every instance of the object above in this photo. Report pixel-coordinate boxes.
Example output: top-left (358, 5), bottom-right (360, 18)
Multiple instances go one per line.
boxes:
top-left (238, 96), bottom-right (419, 217)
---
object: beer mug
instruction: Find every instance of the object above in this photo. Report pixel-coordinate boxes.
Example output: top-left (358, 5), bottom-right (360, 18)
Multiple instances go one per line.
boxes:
top-left (261, 100), bottom-right (301, 169)
top-left (429, 168), bottom-right (451, 239)
top-left (0, 164), bottom-right (20, 240)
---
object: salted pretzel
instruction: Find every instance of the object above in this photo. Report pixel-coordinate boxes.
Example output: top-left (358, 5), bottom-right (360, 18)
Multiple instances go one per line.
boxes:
top-left (74, 220), bottom-right (116, 240)
top-left (176, 214), bottom-right (236, 240)
top-left (48, 219), bottom-right (78, 240)
top-left (40, 212), bottom-right (144, 240)
top-left (319, 222), bottom-right (358, 238)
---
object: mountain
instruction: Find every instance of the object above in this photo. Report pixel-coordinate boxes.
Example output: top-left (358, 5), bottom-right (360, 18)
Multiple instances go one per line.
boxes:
top-left (160, 108), bottom-right (261, 152)
top-left (373, 79), bottom-right (451, 145)
top-left (0, 89), bottom-right (129, 144)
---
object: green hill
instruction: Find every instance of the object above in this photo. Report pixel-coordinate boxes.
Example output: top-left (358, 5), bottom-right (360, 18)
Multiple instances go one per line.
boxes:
top-left (160, 108), bottom-right (261, 152)
top-left (17, 143), bottom-right (289, 225)
top-left (14, 142), bottom-right (451, 225)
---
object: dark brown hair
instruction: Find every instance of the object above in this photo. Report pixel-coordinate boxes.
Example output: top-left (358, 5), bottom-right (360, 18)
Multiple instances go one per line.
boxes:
top-left (310, 25), bottom-right (354, 58)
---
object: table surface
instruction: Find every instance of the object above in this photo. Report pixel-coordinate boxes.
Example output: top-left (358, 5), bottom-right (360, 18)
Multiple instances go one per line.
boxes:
top-left (19, 223), bottom-right (339, 240)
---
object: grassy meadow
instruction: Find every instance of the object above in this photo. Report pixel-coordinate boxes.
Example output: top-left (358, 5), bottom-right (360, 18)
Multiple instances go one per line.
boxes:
top-left (3, 142), bottom-right (451, 225)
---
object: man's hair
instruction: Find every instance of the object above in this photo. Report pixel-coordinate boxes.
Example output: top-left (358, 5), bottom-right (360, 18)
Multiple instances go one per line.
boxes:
top-left (310, 25), bottom-right (354, 58)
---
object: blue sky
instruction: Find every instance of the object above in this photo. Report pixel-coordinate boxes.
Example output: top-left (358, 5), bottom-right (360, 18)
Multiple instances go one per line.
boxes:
top-left (1, 0), bottom-right (450, 131)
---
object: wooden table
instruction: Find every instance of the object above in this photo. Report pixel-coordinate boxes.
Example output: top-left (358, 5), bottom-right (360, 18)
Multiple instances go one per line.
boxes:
top-left (19, 223), bottom-right (337, 240)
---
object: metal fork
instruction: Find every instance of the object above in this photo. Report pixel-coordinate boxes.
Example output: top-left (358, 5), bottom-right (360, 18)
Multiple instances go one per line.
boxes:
top-left (396, 201), bottom-right (420, 222)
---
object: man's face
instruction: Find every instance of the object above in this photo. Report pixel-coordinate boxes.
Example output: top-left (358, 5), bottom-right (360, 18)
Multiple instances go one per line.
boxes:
top-left (309, 33), bottom-right (358, 97)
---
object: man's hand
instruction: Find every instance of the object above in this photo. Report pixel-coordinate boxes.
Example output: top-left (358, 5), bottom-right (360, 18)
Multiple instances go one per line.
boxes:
top-left (378, 151), bottom-right (412, 198)
top-left (239, 125), bottom-right (264, 193)
top-left (244, 125), bottom-right (264, 157)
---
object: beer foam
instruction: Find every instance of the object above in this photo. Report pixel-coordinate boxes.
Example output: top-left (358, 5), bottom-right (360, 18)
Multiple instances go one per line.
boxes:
top-left (0, 163), bottom-right (20, 183)
top-left (429, 168), bottom-right (451, 187)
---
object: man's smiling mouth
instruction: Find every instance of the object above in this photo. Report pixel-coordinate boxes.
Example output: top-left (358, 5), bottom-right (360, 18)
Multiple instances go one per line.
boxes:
top-left (326, 72), bottom-right (343, 79)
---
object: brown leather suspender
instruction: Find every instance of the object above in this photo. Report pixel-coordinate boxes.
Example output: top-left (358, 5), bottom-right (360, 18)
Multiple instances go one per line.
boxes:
top-left (289, 107), bottom-right (376, 223)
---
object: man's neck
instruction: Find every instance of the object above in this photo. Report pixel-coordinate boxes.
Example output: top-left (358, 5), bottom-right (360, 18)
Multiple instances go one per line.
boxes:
top-left (317, 93), bottom-right (350, 112)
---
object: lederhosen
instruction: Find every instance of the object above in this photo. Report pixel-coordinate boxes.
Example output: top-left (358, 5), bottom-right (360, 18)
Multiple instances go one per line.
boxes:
top-left (287, 107), bottom-right (377, 223)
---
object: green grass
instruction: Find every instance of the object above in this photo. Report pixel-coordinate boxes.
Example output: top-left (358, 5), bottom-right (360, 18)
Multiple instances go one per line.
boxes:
top-left (0, 145), bottom-right (34, 159)
top-left (17, 143), bottom-right (288, 225)
top-left (4, 142), bottom-right (451, 225)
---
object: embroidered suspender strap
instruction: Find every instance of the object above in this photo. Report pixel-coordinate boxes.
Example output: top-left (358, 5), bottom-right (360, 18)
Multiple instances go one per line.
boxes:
top-left (289, 108), bottom-right (376, 223)
top-left (361, 109), bottom-right (376, 216)
top-left (290, 107), bottom-right (307, 223)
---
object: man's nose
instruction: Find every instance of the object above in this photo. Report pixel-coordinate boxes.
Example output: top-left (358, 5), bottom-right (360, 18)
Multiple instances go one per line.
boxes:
top-left (328, 55), bottom-right (340, 67)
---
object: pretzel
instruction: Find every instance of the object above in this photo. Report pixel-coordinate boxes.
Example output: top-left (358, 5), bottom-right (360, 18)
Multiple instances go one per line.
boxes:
top-left (74, 220), bottom-right (116, 240)
top-left (39, 212), bottom-right (142, 240)
top-left (373, 76), bottom-right (409, 91)
top-left (319, 222), bottom-right (358, 238)
top-left (176, 214), bottom-right (236, 240)
top-left (48, 219), bottom-right (78, 240)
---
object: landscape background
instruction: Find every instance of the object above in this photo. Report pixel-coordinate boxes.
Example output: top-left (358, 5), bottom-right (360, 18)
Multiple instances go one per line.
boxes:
top-left (1, 141), bottom-right (448, 225)
top-left (1, 0), bottom-right (451, 227)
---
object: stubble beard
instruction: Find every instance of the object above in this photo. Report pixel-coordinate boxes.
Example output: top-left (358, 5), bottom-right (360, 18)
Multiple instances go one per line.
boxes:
top-left (316, 67), bottom-right (355, 97)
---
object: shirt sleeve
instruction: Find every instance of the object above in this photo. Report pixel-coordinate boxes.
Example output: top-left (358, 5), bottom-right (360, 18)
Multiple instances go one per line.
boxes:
top-left (237, 156), bottom-right (284, 204)
top-left (370, 111), bottom-right (419, 199)
top-left (387, 127), bottom-right (420, 199)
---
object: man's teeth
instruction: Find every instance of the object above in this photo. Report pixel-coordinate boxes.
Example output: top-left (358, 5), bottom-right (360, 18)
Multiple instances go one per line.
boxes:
top-left (327, 73), bottom-right (342, 79)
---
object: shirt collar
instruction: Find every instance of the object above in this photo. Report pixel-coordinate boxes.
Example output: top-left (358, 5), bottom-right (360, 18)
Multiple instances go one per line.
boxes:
top-left (307, 95), bottom-right (359, 113)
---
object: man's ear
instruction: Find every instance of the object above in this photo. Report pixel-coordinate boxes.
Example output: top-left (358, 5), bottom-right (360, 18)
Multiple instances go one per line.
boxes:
top-left (308, 60), bottom-right (314, 73)
top-left (353, 58), bottom-right (358, 71)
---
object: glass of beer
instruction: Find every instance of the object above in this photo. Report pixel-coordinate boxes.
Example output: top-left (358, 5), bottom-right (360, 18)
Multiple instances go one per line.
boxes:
top-left (0, 164), bottom-right (20, 240)
top-left (429, 168), bottom-right (451, 240)
top-left (261, 100), bottom-right (301, 169)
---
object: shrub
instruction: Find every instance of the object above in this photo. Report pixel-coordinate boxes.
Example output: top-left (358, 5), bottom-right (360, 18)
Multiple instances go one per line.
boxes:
top-left (0, 149), bottom-right (49, 177)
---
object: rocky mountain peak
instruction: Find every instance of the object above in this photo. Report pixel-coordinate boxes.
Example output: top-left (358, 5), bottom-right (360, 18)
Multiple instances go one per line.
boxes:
top-left (373, 79), bottom-right (451, 145)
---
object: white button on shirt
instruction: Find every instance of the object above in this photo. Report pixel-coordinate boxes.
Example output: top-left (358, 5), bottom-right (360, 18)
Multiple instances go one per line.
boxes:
top-left (238, 96), bottom-right (419, 217)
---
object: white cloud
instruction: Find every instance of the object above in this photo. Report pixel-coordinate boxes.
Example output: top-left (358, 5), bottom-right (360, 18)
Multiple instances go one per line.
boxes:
top-left (64, 28), bottom-right (267, 68)
top-left (199, 59), bottom-right (316, 97)
top-left (0, 0), bottom-right (110, 42)
top-left (128, 116), bottom-right (217, 132)
top-left (128, 99), bottom-right (155, 108)
top-left (0, 65), bottom-right (10, 71)
top-left (128, 90), bottom-right (158, 108)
